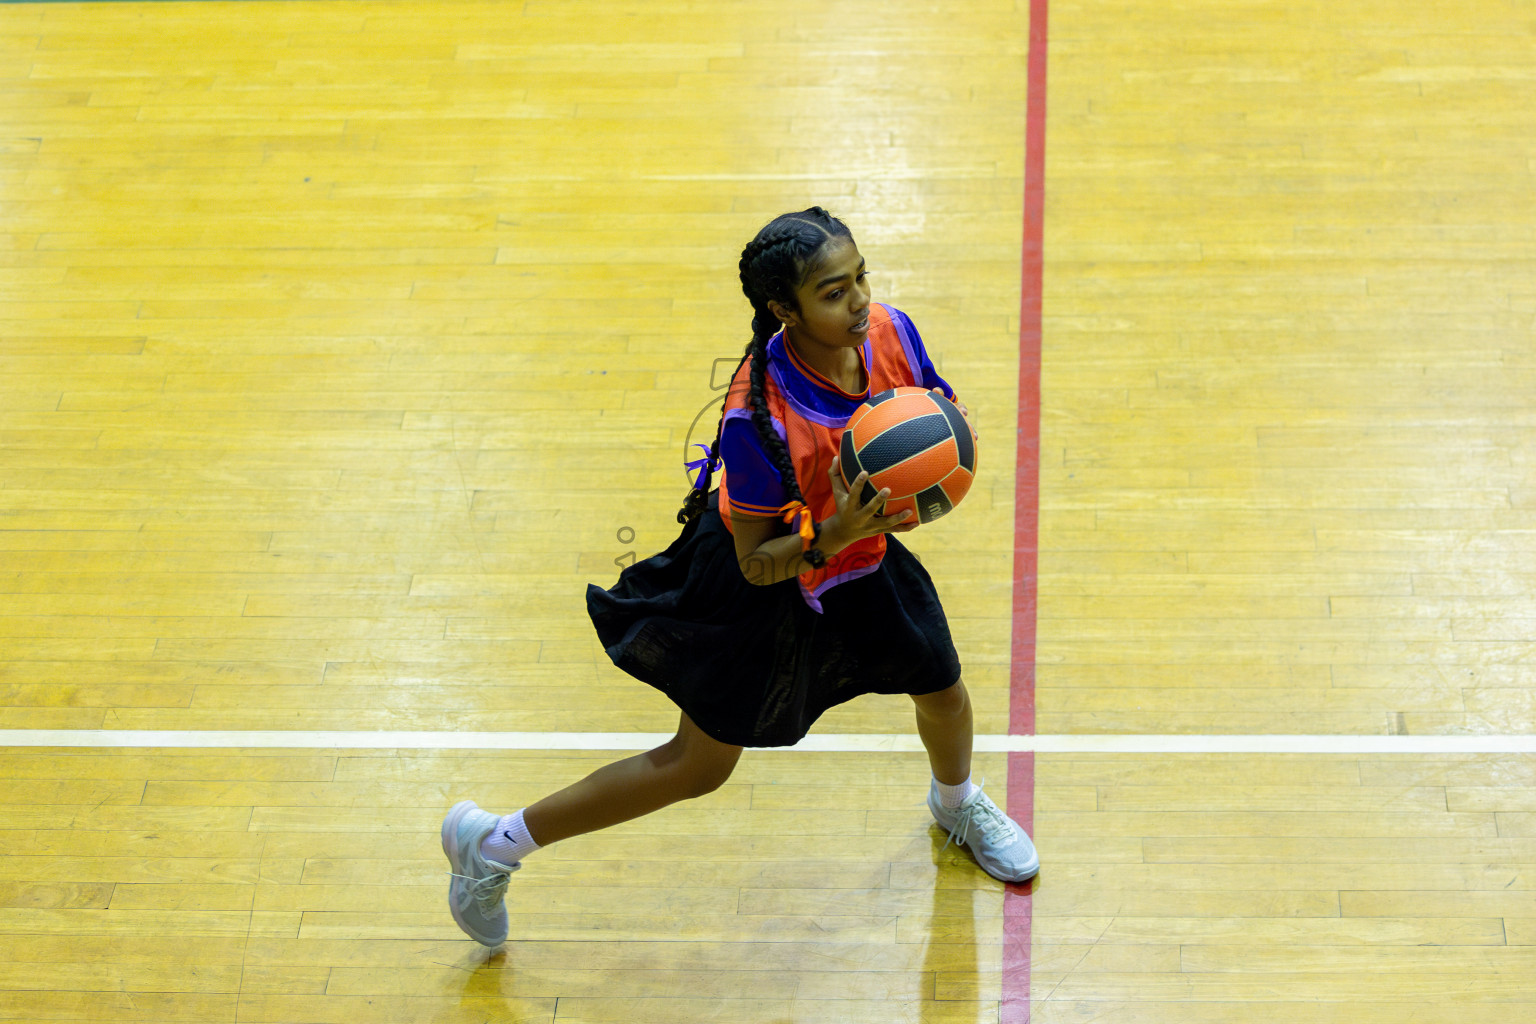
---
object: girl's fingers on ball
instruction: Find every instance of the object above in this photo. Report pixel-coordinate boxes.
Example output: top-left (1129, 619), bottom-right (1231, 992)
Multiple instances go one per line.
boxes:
top-left (861, 487), bottom-right (889, 516)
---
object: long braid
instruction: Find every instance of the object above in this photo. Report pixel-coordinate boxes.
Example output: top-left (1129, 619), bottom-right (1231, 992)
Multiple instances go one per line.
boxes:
top-left (675, 227), bottom-right (802, 525)
top-left (676, 347), bottom-right (750, 524)
top-left (743, 300), bottom-right (825, 565)
top-left (679, 206), bottom-right (853, 570)
top-left (742, 208), bottom-right (852, 564)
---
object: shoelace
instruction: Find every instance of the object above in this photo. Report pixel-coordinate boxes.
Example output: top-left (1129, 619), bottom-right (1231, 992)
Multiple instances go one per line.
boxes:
top-left (941, 784), bottom-right (1013, 852)
top-left (449, 860), bottom-right (519, 914)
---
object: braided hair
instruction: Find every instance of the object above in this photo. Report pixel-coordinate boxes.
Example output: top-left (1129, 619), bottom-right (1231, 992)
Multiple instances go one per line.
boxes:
top-left (677, 207), bottom-right (855, 571)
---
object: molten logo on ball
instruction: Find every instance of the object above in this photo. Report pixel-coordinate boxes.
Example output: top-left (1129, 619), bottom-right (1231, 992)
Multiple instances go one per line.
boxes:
top-left (838, 387), bottom-right (977, 524)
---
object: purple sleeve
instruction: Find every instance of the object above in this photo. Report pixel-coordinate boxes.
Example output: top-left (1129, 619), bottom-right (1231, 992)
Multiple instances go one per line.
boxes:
top-left (889, 307), bottom-right (955, 400)
top-left (720, 409), bottom-right (788, 516)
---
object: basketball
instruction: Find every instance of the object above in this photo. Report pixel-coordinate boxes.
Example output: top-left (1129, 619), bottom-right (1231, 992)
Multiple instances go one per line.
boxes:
top-left (838, 386), bottom-right (977, 524)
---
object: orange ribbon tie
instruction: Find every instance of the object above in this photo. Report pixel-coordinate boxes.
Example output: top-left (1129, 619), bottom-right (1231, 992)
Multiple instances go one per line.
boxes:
top-left (776, 501), bottom-right (816, 545)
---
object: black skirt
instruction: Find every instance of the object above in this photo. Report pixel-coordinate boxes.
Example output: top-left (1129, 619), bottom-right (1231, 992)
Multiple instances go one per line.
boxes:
top-left (586, 492), bottom-right (962, 747)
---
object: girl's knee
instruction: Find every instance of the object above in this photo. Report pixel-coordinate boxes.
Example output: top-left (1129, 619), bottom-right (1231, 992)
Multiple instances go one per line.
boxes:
top-left (680, 749), bottom-right (739, 799)
top-left (913, 678), bottom-right (969, 717)
top-left (667, 714), bottom-right (742, 797)
top-left (659, 724), bottom-right (741, 799)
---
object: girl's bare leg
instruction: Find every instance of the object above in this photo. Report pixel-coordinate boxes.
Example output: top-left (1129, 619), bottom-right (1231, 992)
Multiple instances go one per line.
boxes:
top-left (521, 711), bottom-right (743, 846)
top-left (910, 676), bottom-right (1038, 882)
top-left (911, 678), bottom-right (974, 786)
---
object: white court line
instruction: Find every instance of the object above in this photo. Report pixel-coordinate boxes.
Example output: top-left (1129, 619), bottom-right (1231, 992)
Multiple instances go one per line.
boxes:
top-left (2, 731), bottom-right (1535, 754)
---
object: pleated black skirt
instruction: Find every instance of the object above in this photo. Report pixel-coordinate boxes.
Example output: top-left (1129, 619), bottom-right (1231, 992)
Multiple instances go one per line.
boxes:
top-left (586, 492), bottom-right (961, 747)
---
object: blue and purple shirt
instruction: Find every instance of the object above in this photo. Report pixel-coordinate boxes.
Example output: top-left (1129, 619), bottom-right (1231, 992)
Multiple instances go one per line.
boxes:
top-left (718, 302), bottom-right (955, 611)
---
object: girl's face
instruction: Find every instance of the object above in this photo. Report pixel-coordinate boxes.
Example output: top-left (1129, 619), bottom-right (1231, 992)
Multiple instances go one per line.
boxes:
top-left (773, 236), bottom-right (871, 350)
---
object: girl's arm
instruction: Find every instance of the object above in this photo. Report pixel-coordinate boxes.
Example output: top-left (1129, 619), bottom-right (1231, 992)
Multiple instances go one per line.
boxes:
top-left (730, 515), bottom-right (832, 586)
top-left (731, 459), bottom-right (914, 586)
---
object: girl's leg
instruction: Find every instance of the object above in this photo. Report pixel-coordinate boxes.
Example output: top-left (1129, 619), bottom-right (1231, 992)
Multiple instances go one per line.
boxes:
top-left (912, 676), bottom-right (1038, 882)
top-left (520, 711), bottom-right (743, 846)
top-left (444, 712), bottom-right (742, 946)
top-left (911, 677), bottom-right (973, 786)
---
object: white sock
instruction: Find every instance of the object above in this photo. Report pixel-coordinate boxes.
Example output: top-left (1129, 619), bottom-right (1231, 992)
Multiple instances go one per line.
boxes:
top-left (479, 809), bottom-right (541, 866)
top-left (935, 775), bottom-right (978, 809)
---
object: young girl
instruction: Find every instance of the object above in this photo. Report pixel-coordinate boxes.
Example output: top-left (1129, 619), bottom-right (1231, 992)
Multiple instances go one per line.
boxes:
top-left (441, 207), bottom-right (1038, 946)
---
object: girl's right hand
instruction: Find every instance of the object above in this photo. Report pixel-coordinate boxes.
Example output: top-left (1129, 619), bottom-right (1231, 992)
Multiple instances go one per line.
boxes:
top-left (824, 456), bottom-right (916, 549)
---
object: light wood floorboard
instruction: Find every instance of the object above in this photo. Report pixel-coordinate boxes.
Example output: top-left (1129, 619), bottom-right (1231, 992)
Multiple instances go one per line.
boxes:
top-left (2, 0), bottom-right (1533, 1021)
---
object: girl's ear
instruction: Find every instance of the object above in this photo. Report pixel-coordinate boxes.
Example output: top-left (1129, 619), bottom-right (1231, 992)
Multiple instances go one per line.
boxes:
top-left (766, 299), bottom-right (797, 329)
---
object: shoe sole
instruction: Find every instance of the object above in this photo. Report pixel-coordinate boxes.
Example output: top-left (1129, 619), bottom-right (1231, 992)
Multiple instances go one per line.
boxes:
top-left (441, 800), bottom-right (503, 946)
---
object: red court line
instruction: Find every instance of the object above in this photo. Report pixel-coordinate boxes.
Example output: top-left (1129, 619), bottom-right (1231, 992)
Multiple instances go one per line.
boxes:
top-left (1011, 0), bottom-right (1047, 740)
top-left (1004, 0), bottom-right (1048, 1020)
top-left (1002, 751), bottom-right (1037, 1021)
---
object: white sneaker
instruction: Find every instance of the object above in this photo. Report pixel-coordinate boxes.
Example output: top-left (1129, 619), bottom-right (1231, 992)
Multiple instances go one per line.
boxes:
top-left (928, 780), bottom-right (1039, 883)
top-left (441, 800), bottom-right (519, 946)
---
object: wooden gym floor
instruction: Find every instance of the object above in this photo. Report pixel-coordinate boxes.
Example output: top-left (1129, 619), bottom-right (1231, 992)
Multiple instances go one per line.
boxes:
top-left (2, 0), bottom-right (1534, 1021)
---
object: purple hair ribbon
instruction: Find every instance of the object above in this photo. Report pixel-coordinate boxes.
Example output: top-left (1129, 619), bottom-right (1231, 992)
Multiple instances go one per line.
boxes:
top-left (685, 444), bottom-right (720, 489)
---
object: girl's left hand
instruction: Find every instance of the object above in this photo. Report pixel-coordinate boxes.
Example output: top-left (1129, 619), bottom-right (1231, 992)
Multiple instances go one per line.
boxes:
top-left (934, 387), bottom-right (976, 440)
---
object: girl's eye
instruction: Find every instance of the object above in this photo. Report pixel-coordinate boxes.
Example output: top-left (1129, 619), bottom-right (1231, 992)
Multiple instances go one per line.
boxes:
top-left (826, 273), bottom-right (868, 301)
